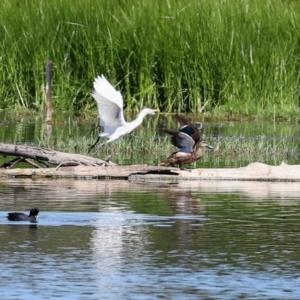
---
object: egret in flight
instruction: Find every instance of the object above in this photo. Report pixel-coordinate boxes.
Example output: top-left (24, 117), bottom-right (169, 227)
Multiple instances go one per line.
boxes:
top-left (88, 75), bottom-right (159, 154)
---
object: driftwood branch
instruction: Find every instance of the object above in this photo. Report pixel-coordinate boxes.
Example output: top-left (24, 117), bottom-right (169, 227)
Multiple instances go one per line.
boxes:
top-left (0, 143), bottom-right (116, 168)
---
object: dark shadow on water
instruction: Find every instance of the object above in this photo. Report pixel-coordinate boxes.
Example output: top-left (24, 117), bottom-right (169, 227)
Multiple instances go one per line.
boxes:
top-left (7, 224), bottom-right (38, 230)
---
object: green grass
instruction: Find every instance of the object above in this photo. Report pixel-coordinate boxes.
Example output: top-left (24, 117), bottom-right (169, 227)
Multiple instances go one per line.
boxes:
top-left (0, 110), bottom-right (299, 168)
top-left (41, 128), bottom-right (300, 168)
top-left (1, 0), bottom-right (300, 119)
top-left (2, 131), bottom-right (298, 169)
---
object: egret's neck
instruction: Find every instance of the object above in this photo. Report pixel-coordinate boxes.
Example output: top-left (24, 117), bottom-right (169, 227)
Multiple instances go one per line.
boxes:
top-left (128, 109), bottom-right (150, 130)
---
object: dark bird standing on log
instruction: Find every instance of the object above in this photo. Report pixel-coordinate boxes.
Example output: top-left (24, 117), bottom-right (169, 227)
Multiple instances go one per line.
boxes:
top-left (160, 115), bottom-right (213, 169)
top-left (88, 75), bottom-right (159, 154)
top-left (6, 208), bottom-right (39, 223)
top-left (160, 140), bottom-right (214, 169)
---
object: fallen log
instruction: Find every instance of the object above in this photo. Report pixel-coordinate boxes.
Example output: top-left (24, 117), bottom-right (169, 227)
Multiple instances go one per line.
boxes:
top-left (0, 160), bottom-right (299, 182)
top-left (0, 143), bottom-right (299, 181)
top-left (0, 143), bottom-right (115, 168)
top-left (129, 162), bottom-right (300, 182)
top-left (0, 164), bottom-right (173, 179)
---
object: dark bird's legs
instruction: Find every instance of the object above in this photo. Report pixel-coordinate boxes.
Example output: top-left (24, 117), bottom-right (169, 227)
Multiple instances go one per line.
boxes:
top-left (88, 137), bottom-right (100, 154)
top-left (178, 164), bottom-right (191, 171)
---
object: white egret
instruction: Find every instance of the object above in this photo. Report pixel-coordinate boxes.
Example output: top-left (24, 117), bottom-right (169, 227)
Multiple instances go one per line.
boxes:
top-left (88, 75), bottom-right (159, 154)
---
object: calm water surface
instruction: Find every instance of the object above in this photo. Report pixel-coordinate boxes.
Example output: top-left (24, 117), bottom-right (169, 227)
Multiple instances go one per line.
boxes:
top-left (1, 179), bottom-right (300, 299)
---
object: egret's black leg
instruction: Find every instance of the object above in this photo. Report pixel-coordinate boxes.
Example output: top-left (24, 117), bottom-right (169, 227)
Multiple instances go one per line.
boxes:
top-left (88, 137), bottom-right (100, 154)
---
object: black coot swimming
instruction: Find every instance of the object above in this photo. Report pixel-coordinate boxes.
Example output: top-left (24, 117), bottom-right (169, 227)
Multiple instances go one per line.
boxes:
top-left (6, 208), bottom-right (39, 223)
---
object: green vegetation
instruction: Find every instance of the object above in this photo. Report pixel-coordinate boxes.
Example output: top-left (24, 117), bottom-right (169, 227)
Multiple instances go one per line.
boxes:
top-left (42, 131), bottom-right (299, 168)
top-left (0, 111), bottom-right (298, 168)
top-left (1, 0), bottom-right (300, 118)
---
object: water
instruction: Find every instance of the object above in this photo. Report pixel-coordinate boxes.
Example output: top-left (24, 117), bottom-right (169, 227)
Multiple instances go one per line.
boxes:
top-left (0, 114), bottom-right (300, 298)
top-left (1, 179), bottom-right (300, 299)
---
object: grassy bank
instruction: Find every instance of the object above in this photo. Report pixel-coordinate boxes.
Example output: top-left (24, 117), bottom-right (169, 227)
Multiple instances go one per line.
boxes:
top-left (1, 0), bottom-right (300, 119)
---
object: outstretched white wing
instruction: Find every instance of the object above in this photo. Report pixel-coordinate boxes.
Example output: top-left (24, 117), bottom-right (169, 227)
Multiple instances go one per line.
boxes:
top-left (92, 75), bottom-right (126, 134)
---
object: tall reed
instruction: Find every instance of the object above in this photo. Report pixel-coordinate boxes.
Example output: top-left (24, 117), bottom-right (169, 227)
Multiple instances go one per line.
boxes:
top-left (1, 0), bottom-right (300, 118)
